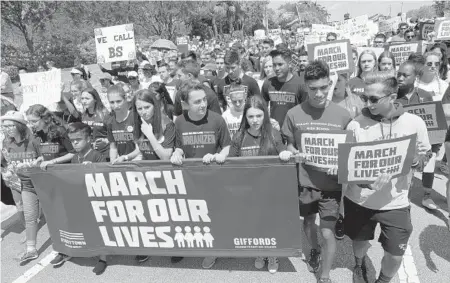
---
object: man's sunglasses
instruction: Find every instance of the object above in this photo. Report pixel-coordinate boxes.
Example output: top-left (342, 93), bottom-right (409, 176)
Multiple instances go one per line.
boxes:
top-left (360, 94), bottom-right (391, 104)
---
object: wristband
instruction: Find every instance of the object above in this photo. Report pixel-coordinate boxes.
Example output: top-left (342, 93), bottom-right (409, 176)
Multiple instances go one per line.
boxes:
top-left (124, 155), bottom-right (129, 161)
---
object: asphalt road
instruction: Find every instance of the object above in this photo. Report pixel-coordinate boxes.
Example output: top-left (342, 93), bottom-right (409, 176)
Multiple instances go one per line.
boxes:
top-left (1, 170), bottom-right (449, 283)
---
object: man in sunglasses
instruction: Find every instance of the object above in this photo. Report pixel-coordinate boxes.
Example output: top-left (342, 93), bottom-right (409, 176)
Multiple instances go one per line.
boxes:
top-left (344, 72), bottom-right (431, 283)
top-left (390, 23), bottom-right (408, 42)
top-left (404, 29), bottom-right (416, 42)
top-left (282, 60), bottom-right (352, 283)
top-left (373, 34), bottom-right (387, 48)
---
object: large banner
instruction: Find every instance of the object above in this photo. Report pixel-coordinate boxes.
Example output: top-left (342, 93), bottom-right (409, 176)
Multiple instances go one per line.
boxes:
top-left (403, 101), bottom-right (448, 144)
top-left (338, 135), bottom-right (416, 184)
top-left (434, 18), bottom-right (450, 40)
top-left (95, 24), bottom-right (136, 63)
top-left (19, 69), bottom-right (61, 110)
top-left (388, 41), bottom-right (422, 66)
top-left (307, 39), bottom-right (353, 74)
top-left (30, 158), bottom-right (302, 258)
top-left (295, 130), bottom-right (353, 172)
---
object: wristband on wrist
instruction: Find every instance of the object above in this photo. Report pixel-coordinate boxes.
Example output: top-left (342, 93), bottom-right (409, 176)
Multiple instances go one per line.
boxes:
top-left (124, 155), bottom-right (129, 161)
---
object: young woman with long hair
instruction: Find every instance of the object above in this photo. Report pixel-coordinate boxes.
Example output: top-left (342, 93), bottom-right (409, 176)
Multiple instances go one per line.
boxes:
top-left (25, 104), bottom-right (75, 169)
top-left (81, 88), bottom-right (110, 158)
top-left (378, 51), bottom-right (397, 72)
top-left (106, 85), bottom-right (141, 164)
top-left (229, 95), bottom-right (292, 274)
top-left (1, 111), bottom-right (45, 264)
top-left (348, 50), bottom-right (378, 96)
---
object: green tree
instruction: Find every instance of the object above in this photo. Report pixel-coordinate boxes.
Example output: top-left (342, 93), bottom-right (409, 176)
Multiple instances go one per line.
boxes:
top-left (1, 1), bottom-right (59, 55)
top-left (433, 1), bottom-right (450, 17)
top-left (277, 1), bottom-right (329, 28)
top-left (406, 5), bottom-right (437, 19)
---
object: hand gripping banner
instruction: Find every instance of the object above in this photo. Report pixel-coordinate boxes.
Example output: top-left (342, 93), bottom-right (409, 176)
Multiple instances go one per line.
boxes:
top-left (30, 157), bottom-right (302, 258)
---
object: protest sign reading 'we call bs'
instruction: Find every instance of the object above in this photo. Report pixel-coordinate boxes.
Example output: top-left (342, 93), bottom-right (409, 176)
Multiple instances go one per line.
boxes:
top-left (338, 135), bottom-right (417, 184)
top-left (95, 24), bottom-right (136, 63)
top-left (307, 39), bottom-right (353, 75)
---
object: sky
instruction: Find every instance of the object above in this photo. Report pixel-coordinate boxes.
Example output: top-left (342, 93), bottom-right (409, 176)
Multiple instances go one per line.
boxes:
top-left (268, 0), bottom-right (434, 21)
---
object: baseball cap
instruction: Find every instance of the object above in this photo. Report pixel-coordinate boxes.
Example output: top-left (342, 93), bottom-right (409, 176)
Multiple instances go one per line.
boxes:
top-left (139, 61), bottom-right (153, 70)
top-left (0, 111), bottom-right (27, 125)
top-left (70, 68), bottom-right (83, 75)
top-left (127, 71), bottom-right (138, 78)
top-left (100, 73), bottom-right (112, 81)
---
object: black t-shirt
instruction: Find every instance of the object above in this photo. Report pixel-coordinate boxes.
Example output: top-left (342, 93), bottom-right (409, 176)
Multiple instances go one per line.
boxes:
top-left (173, 85), bottom-right (222, 116)
top-left (35, 127), bottom-right (75, 162)
top-left (106, 111), bottom-right (136, 156)
top-left (82, 110), bottom-right (110, 155)
top-left (139, 122), bottom-right (176, 160)
top-left (348, 76), bottom-right (365, 97)
top-left (442, 85), bottom-right (450, 104)
top-left (229, 129), bottom-right (286, 157)
top-left (174, 110), bottom-right (231, 158)
top-left (262, 73), bottom-right (307, 127)
top-left (216, 74), bottom-right (261, 108)
top-left (71, 149), bottom-right (106, 163)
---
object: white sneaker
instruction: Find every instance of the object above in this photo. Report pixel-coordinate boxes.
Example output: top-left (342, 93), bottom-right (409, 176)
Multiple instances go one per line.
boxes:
top-left (268, 257), bottom-right (279, 274)
top-left (422, 197), bottom-right (437, 210)
top-left (202, 257), bottom-right (217, 269)
top-left (254, 257), bottom-right (265, 269)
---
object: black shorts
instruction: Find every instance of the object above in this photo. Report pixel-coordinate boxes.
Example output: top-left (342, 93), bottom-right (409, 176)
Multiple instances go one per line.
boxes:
top-left (343, 197), bottom-right (413, 256)
top-left (299, 187), bottom-right (341, 229)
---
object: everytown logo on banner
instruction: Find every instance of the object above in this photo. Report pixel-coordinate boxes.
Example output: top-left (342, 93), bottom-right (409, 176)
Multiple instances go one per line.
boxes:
top-left (388, 42), bottom-right (421, 66)
top-left (85, 170), bottom-right (215, 249)
top-left (338, 134), bottom-right (416, 184)
top-left (307, 39), bottom-right (353, 74)
top-left (298, 130), bottom-right (352, 172)
top-left (95, 24), bottom-right (136, 63)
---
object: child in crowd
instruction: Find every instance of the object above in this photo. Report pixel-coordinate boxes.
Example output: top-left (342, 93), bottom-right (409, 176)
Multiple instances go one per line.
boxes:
top-left (51, 122), bottom-right (107, 274)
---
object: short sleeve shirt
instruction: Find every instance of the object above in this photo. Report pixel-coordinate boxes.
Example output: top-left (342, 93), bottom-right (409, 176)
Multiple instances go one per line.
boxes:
top-left (106, 111), bottom-right (136, 156)
top-left (139, 122), bottom-right (176, 160)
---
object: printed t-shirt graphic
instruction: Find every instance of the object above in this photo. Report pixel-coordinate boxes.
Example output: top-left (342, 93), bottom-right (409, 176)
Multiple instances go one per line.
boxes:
top-left (35, 127), bottom-right (75, 161)
top-left (106, 111), bottom-right (136, 156)
top-left (222, 109), bottom-right (242, 139)
top-left (229, 129), bottom-right (286, 157)
top-left (139, 122), bottom-right (176, 160)
top-left (282, 101), bottom-right (352, 191)
top-left (174, 110), bottom-right (231, 158)
top-left (216, 74), bottom-right (260, 107)
top-left (82, 111), bottom-right (110, 153)
top-left (262, 73), bottom-right (307, 127)
top-left (348, 76), bottom-right (365, 96)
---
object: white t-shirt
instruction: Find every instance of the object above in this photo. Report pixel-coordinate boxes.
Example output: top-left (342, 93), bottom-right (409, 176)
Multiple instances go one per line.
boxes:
top-left (222, 109), bottom-right (243, 140)
top-left (415, 77), bottom-right (449, 101)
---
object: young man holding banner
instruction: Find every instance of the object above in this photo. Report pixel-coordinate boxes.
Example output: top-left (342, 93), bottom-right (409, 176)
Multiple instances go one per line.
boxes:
top-left (282, 60), bottom-right (352, 283)
top-left (344, 72), bottom-right (431, 283)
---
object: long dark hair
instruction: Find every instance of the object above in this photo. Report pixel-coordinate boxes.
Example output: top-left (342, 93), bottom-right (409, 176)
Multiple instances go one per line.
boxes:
top-left (132, 89), bottom-right (163, 141)
top-left (150, 82), bottom-right (174, 120)
top-left (25, 104), bottom-right (65, 141)
top-left (430, 43), bottom-right (448, 81)
top-left (378, 51), bottom-right (396, 71)
top-left (4, 121), bottom-right (31, 144)
top-left (82, 88), bottom-right (108, 119)
top-left (234, 96), bottom-right (276, 156)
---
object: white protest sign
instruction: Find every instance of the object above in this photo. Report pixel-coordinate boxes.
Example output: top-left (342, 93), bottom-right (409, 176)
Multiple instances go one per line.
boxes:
top-left (307, 39), bottom-right (353, 74)
top-left (311, 24), bottom-right (341, 38)
top-left (95, 24), bottom-right (136, 63)
top-left (378, 16), bottom-right (401, 33)
top-left (435, 18), bottom-right (450, 40)
top-left (389, 42), bottom-right (421, 66)
top-left (300, 131), bottom-right (350, 171)
top-left (176, 37), bottom-right (188, 45)
top-left (334, 15), bottom-right (370, 39)
top-left (20, 69), bottom-right (61, 109)
top-left (254, 29), bottom-right (265, 39)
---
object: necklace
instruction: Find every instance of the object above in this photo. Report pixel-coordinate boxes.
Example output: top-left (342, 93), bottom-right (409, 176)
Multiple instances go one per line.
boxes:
top-left (78, 148), bottom-right (92, 163)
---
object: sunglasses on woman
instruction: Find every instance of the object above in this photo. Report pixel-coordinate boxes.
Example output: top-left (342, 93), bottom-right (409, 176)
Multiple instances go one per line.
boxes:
top-left (360, 93), bottom-right (391, 104)
top-left (426, 62), bottom-right (441, 67)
